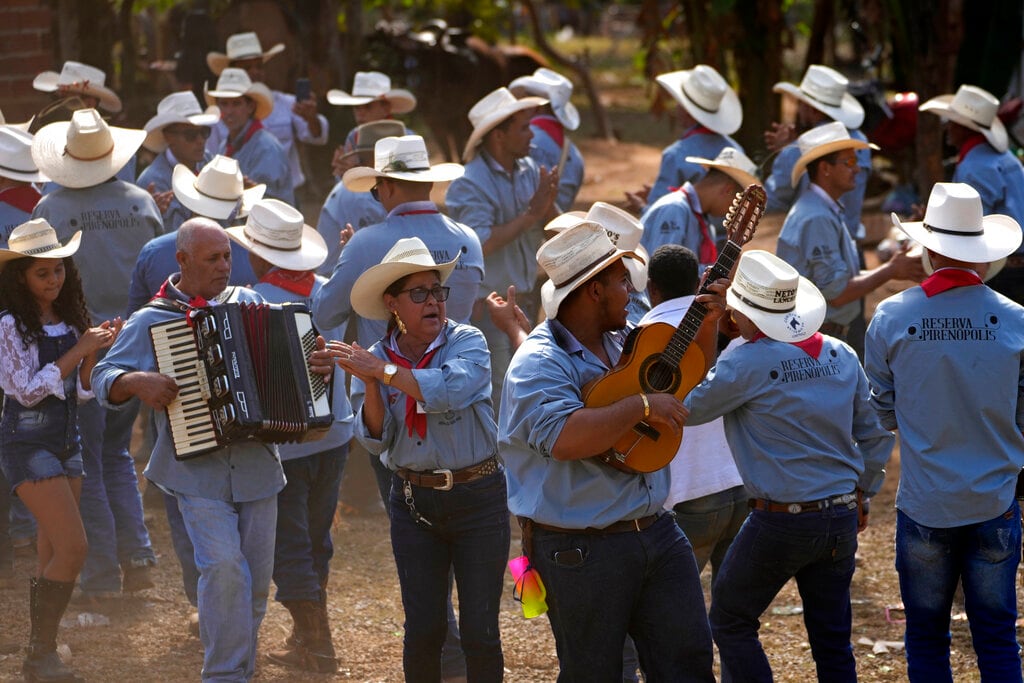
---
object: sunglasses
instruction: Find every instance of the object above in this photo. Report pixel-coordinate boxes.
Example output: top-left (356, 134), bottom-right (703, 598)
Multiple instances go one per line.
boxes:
top-left (370, 184), bottom-right (380, 202)
top-left (166, 126), bottom-right (212, 141)
top-left (398, 285), bottom-right (450, 304)
top-left (830, 155), bottom-right (859, 169)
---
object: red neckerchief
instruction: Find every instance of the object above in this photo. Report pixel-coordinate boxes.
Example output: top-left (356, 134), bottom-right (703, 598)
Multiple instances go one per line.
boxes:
top-left (751, 330), bottom-right (825, 359)
top-left (0, 186), bottom-right (42, 214)
top-left (920, 268), bottom-right (983, 297)
top-left (154, 279), bottom-right (208, 326)
top-left (260, 268), bottom-right (315, 297)
top-left (958, 133), bottom-right (987, 163)
top-left (531, 116), bottom-right (565, 148)
top-left (384, 345), bottom-right (440, 438)
top-left (396, 209), bottom-right (440, 216)
top-left (680, 124), bottom-right (714, 140)
top-left (225, 119), bottom-right (264, 157)
top-left (679, 186), bottom-right (718, 263)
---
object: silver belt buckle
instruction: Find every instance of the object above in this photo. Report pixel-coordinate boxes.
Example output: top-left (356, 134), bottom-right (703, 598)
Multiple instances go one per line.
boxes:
top-left (433, 469), bottom-right (454, 491)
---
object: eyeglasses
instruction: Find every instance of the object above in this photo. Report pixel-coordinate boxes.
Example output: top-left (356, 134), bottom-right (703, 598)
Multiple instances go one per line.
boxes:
top-left (166, 126), bottom-right (212, 142)
top-left (831, 155), bottom-right (859, 169)
top-left (398, 285), bottom-right (450, 303)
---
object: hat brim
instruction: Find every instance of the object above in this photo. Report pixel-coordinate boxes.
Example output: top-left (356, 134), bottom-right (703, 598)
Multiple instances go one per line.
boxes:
top-left (919, 94), bottom-right (1009, 153)
top-left (509, 74), bottom-right (581, 131)
top-left (143, 109), bottom-right (221, 153)
top-left (350, 255), bottom-right (460, 321)
top-left (553, 101), bottom-right (580, 131)
top-left (657, 72), bottom-right (742, 136)
top-left (205, 82), bottom-right (274, 121)
top-left (326, 89), bottom-right (418, 114)
top-left (0, 229), bottom-right (82, 270)
top-left (540, 247), bottom-right (640, 320)
top-left (207, 43), bottom-right (286, 76)
top-left (225, 223), bottom-right (327, 272)
top-left (342, 162), bottom-right (465, 193)
top-left (462, 96), bottom-right (548, 162)
top-left (773, 82), bottom-right (865, 130)
top-left (32, 72), bottom-right (123, 114)
top-left (726, 275), bottom-right (826, 343)
top-left (893, 211), bottom-right (1022, 264)
top-left (916, 244), bottom-right (1006, 281)
top-left (790, 138), bottom-right (876, 188)
top-left (685, 156), bottom-right (759, 189)
top-left (31, 120), bottom-right (144, 189)
top-left (172, 164), bottom-right (267, 220)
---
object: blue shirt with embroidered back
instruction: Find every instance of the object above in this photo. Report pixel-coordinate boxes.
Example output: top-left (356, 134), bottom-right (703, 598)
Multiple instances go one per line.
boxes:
top-left (955, 140), bottom-right (1024, 255)
top-left (315, 181), bottom-right (387, 276)
top-left (776, 184), bottom-right (861, 327)
top-left (684, 333), bottom-right (893, 502)
top-left (647, 125), bottom-right (743, 205)
top-left (527, 115), bottom-right (584, 212)
top-left (135, 149), bottom-right (212, 234)
top-left (0, 186), bottom-right (41, 245)
top-left (313, 200), bottom-right (484, 348)
top-left (640, 181), bottom-right (717, 270)
top-left (219, 122), bottom-right (294, 206)
top-left (865, 269), bottom-right (1024, 528)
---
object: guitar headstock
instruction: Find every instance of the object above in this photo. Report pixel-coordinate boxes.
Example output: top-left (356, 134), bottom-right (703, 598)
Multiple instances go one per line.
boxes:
top-left (723, 184), bottom-right (767, 247)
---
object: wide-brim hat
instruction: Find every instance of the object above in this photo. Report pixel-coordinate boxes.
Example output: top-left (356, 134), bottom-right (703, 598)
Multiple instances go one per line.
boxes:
top-left (541, 204), bottom-right (650, 292)
top-left (172, 156), bottom-right (266, 220)
top-left (0, 126), bottom-right (47, 183)
top-left (343, 135), bottom-right (464, 192)
top-left (509, 67), bottom-right (580, 131)
top-left (204, 69), bottom-right (274, 121)
top-left (326, 72), bottom-right (417, 114)
top-left (916, 245), bottom-right (1006, 281)
top-left (463, 88), bottom-right (547, 162)
top-left (143, 91), bottom-right (220, 153)
top-left (342, 120), bottom-right (407, 160)
top-left (685, 146), bottom-right (759, 189)
top-left (726, 250), bottom-right (826, 343)
top-left (919, 84), bottom-right (1008, 153)
top-left (773, 64), bottom-right (864, 130)
top-left (207, 32), bottom-right (285, 76)
top-left (351, 236), bottom-right (460, 320)
top-left (226, 198), bottom-right (327, 272)
top-left (790, 121), bottom-right (875, 188)
top-left (0, 218), bottom-right (82, 270)
top-left (656, 65), bottom-right (742, 136)
top-left (0, 109), bottom-right (31, 133)
top-left (33, 61), bottom-right (122, 114)
top-left (32, 108), bottom-right (144, 189)
top-left (893, 182), bottom-right (1021, 264)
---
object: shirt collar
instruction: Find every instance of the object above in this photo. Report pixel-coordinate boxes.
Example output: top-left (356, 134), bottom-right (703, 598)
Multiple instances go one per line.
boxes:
top-left (481, 149), bottom-right (527, 177)
top-left (164, 148), bottom-right (180, 166)
top-left (385, 324), bottom-right (448, 361)
top-left (679, 181), bottom-right (702, 213)
top-left (809, 182), bottom-right (845, 215)
top-left (387, 200), bottom-right (438, 218)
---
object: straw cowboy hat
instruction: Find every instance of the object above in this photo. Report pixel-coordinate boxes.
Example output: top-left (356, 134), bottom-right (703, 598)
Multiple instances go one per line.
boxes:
top-left (350, 236), bottom-right (460, 321)
top-left (893, 182), bottom-right (1021, 265)
top-left (33, 61), bottom-right (122, 114)
top-left (327, 72), bottom-right (417, 114)
top-left (685, 146), bottom-right (760, 189)
top-left (773, 64), bottom-right (864, 130)
top-left (143, 91), bottom-right (220, 153)
top-left (543, 202), bottom-right (650, 292)
top-left (32, 108), bottom-right (144, 189)
top-left (0, 110), bottom-right (31, 133)
top-left (462, 87), bottom-right (547, 162)
top-left (342, 119), bottom-right (407, 160)
top-left (0, 126), bottom-right (47, 183)
top-left (226, 199), bottom-right (327, 272)
top-left (656, 65), bottom-right (742, 136)
top-left (509, 67), bottom-right (580, 131)
top-left (206, 32), bottom-right (285, 76)
top-left (343, 135), bottom-right (464, 192)
top-left (919, 84), bottom-right (1009, 153)
top-left (172, 155), bottom-right (266, 220)
top-left (790, 121), bottom-right (876, 188)
top-left (538, 220), bottom-right (642, 319)
top-left (0, 218), bottom-right (82, 269)
top-left (204, 69), bottom-right (274, 121)
top-left (726, 250), bottom-right (826, 343)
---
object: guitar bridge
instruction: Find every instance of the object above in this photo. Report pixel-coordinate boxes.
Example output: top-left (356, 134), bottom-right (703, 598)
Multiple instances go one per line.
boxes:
top-left (633, 421), bottom-right (660, 442)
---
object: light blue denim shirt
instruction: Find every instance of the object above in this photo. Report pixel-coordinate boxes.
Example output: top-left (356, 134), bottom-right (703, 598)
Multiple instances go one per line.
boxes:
top-left (499, 319), bottom-right (669, 529)
top-left (219, 125), bottom-right (294, 206)
top-left (955, 144), bottom-right (1024, 255)
top-left (315, 180), bottom-right (386, 276)
top-left (92, 278), bottom-right (285, 502)
top-left (640, 181), bottom-right (714, 269)
top-left (685, 335), bottom-right (893, 502)
top-left (351, 321), bottom-right (497, 472)
top-left (647, 126), bottom-right (743, 205)
top-left (528, 116), bottom-right (584, 211)
top-left (0, 191), bottom-right (36, 245)
top-left (135, 149), bottom-right (212, 234)
top-left (776, 184), bottom-right (861, 326)
top-left (313, 200), bottom-right (484, 348)
top-left (865, 279), bottom-right (1024, 527)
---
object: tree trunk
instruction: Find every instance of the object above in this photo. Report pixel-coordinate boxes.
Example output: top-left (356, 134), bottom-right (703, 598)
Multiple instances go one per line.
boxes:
top-left (733, 0), bottom-right (787, 160)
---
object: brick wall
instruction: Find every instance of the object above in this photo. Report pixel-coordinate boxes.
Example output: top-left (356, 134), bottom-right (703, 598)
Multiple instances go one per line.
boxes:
top-left (0, 0), bottom-right (55, 122)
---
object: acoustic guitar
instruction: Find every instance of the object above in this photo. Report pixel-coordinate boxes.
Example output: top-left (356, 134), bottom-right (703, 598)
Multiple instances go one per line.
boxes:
top-left (582, 184), bottom-right (767, 474)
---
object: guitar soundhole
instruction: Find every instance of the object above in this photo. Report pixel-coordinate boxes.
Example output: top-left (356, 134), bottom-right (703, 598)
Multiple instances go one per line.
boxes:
top-left (640, 357), bottom-right (680, 393)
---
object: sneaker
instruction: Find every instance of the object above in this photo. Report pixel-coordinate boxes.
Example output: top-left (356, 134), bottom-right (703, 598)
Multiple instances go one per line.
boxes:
top-left (122, 565), bottom-right (155, 593)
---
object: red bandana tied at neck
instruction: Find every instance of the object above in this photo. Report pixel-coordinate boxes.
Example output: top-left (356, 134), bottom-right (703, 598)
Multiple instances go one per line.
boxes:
top-left (957, 133), bottom-right (986, 164)
top-left (260, 269), bottom-right (315, 297)
top-left (0, 186), bottom-right (41, 215)
top-left (225, 119), bottom-right (264, 157)
top-left (153, 279), bottom-right (208, 326)
top-left (531, 116), bottom-right (565, 148)
top-left (680, 186), bottom-right (718, 264)
top-left (680, 124), bottom-right (714, 140)
top-left (920, 269), bottom-right (983, 298)
top-left (384, 346), bottom-right (440, 438)
top-left (751, 330), bottom-right (824, 359)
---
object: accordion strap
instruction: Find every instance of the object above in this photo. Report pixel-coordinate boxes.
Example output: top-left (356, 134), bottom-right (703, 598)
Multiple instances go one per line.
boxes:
top-left (144, 286), bottom-right (239, 313)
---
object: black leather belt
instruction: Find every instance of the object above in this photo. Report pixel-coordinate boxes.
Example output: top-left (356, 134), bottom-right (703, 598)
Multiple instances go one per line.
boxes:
top-left (749, 492), bottom-right (858, 515)
top-left (525, 512), bottom-right (662, 535)
top-left (394, 456), bottom-right (499, 491)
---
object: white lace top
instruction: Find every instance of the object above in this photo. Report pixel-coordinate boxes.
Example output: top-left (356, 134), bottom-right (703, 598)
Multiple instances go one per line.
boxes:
top-left (0, 315), bottom-right (92, 407)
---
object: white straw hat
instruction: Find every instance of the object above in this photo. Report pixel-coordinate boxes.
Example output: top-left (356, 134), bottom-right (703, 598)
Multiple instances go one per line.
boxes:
top-left (0, 126), bottom-right (47, 183)
top-left (33, 61), bottom-right (122, 113)
top-left (171, 155), bottom-right (266, 220)
top-left (226, 199), bottom-right (327, 272)
top-left (342, 135), bottom-right (464, 192)
top-left (204, 68), bottom-right (274, 121)
top-left (327, 72), bottom-right (417, 114)
top-left (544, 203), bottom-right (650, 292)
top-left (206, 32), bottom-right (285, 76)
top-left (462, 87), bottom-right (547, 162)
top-left (685, 146), bottom-right (759, 189)
top-left (0, 218), bottom-right (82, 269)
top-left (143, 91), bottom-right (220, 153)
top-left (773, 64), bottom-right (865, 130)
top-left (919, 84), bottom-right (1009, 153)
top-left (656, 65), bottom-right (742, 136)
top-left (726, 250), bottom-right (826, 343)
top-left (350, 236), bottom-right (460, 320)
top-left (509, 67), bottom-right (580, 131)
top-left (31, 108), bottom-right (144, 189)
top-left (790, 121), bottom-right (875, 188)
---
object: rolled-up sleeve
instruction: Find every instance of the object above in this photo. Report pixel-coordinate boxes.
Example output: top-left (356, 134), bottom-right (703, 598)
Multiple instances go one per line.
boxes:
top-left (501, 353), bottom-right (583, 458)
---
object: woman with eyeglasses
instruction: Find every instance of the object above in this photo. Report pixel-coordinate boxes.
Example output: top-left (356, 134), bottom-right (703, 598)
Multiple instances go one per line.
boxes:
top-left (330, 236), bottom-right (509, 683)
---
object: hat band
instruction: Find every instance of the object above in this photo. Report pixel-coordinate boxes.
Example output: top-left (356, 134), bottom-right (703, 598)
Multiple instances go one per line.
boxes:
top-left (0, 161), bottom-right (37, 175)
top-left (801, 87), bottom-right (843, 109)
top-left (552, 248), bottom-right (617, 288)
top-left (680, 81), bottom-right (719, 114)
top-left (194, 179), bottom-right (242, 202)
top-left (244, 225), bottom-right (301, 252)
top-left (64, 140), bottom-right (114, 162)
top-left (20, 242), bottom-right (64, 255)
top-left (733, 290), bottom-right (795, 314)
top-left (924, 223), bottom-right (984, 237)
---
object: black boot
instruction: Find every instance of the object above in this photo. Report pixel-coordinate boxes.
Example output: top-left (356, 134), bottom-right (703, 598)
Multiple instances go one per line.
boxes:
top-left (266, 599), bottom-right (338, 673)
top-left (23, 577), bottom-right (85, 683)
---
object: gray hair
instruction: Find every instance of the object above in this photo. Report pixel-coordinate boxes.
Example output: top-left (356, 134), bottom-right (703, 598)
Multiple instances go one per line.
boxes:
top-left (176, 217), bottom-right (224, 254)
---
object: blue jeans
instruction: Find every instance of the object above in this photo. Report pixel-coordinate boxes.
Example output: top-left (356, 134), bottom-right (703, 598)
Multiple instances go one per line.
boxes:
top-left (273, 445), bottom-right (347, 601)
top-left (896, 503), bottom-right (1022, 683)
top-left (672, 484), bottom-right (748, 584)
top-left (77, 398), bottom-right (155, 593)
top-left (389, 470), bottom-right (509, 683)
top-left (531, 512), bottom-right (714, 683)
top-left (164, 491), bottom-right (199, 606)
top-left (710, 506), bottom-right (859, 683)
top-left (177, 492), bottom-right (277, 683)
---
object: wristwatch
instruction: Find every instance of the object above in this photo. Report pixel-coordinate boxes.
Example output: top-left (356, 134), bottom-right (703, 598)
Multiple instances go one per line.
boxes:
top-left (382, 363), bottom-right (398, 386)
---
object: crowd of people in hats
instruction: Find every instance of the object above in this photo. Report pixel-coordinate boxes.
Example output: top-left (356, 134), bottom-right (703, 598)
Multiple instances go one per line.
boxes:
top-left (0, 26), bottom-right (1023, 683)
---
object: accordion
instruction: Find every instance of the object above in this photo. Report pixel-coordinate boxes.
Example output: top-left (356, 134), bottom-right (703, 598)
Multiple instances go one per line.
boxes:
top-left (149, 302), bottom-right (333, 459)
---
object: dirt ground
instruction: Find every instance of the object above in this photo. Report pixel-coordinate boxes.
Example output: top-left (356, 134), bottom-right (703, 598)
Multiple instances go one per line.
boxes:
top-left (0, 138), bottom-right (1005, 682)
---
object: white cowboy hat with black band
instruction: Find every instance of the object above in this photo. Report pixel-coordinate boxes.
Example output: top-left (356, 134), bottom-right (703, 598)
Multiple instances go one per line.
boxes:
top-left (790, 121), bottom-right (876, 188)
top-left (206, 32), bottom-right (286, 76)
top-left (685, 146), bottom-right (760, 189)
top-left (919, 84), bottom-right (1009, 153)
top-left (0, 218), bottom-right (82, 270)
top-left (0, 126), bottom-right (47, 183)
top-left (327, 72), bottom-right (417, 115)
top-left (172, 155), bottom-right (266, 221)
top-left (143, 91), bottom-right (220, 153)
top-left (31, 108), bottom-right (144, 189)
top-left (509, 67), bottom-right (580, 131)
top-left (33, 61), bottom-right (122, 114)
top-left (226, 199), bottom-right (327, 272)
top-left (773, 64), bottom-right (864, 130)
top-left (893, 182), bottom-right (1021, 265)
top-left (463, 87), bottom-right (547, 162)
top-left (204, 68), bottom-right (274, 121)
top-left (656, 65), bottom-right (742, 136)
top-left (343, 135), bottom-right (464, 192)
top-left (350, 236), bottom-right (460, 321)
top-left (726, 250), bottom-right (826, 343)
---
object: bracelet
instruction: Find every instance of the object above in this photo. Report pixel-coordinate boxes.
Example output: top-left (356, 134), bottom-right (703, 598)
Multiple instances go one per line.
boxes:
top-left (638, 393), bottom-right (650, 420)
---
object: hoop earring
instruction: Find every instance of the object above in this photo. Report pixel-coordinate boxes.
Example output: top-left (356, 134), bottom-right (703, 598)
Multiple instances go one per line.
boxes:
top-left (393, 311), bottom-right (407, 335)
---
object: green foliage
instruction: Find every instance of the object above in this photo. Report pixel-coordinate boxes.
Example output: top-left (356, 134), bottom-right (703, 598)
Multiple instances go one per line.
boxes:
top-left (360, 0), bottom-right (511, 41)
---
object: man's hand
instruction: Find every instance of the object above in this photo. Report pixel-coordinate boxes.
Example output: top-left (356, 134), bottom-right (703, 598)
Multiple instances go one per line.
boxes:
top-left (695, 277), bottom-right (731, 322)
top-left (527, 166), bottom-right (559, 222)
top-left (308, 335), bottom-right (336, 379)
top-left (292, 96), bottom-right (319, 124)
top-left (332, 145), bottom-right (356, 178)
top-left (485, 285), bottom-right (531, 339)
top-left (887, 243), bottom-right (928, 282)
top-left (624, 185), bottom-right (651, 215)
top-left (147, 183), bottom-right (174, 214)
top-left (764, 122), bottom-right (797, 153)
top-left (119, 372), bottom-right (179, 410)
top-left (337, 224), bottom-right (354, 251)
top-left (644, 393), bottom-right (688, 434)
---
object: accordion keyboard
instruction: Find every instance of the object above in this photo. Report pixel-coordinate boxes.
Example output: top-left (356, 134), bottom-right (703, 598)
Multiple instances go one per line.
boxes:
top-left (150, 318), bottom-right (219, 458)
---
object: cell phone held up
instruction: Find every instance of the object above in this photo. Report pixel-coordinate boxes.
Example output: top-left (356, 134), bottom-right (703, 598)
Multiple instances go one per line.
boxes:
top-left (295, 78), bottom-right (311, 102)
